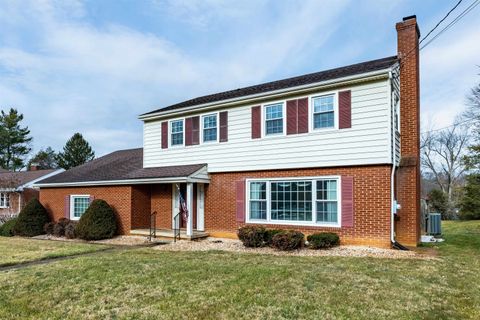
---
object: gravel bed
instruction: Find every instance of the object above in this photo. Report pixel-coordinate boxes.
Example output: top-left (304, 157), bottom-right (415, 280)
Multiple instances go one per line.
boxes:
top-left (32, 234), bottom-right (158, 246)
top-left (154, 237), bottom-right (433, 259)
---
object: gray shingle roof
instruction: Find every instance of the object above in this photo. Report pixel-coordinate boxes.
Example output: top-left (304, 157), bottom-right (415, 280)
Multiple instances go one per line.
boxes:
top-left (37, 148), bottom-right (206, 185)
top-left (0, 169), bottom-right (57, 189)
top-left (142, 56), bottom-right (398, 116)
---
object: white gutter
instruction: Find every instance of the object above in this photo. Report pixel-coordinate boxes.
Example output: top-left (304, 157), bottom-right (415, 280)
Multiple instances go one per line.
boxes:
top-left (34, 176), bottom-right (211, 188)
top-left (139, 68), bottom-right (392, 121)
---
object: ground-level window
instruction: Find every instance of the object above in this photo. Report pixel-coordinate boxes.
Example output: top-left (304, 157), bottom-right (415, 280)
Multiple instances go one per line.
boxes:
top-left (70, 195), bottom-right (90, 220)
top-left (0, 193), bottom-right (10, 208)
top-left (247, 177), bottom-right (340, 226)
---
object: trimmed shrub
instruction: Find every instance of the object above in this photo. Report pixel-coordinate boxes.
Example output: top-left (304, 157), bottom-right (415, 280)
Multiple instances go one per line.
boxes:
top-left (53, 223), bottom-right (65, 237)
top-left (264, 229), bottom-right (282, 247)
top-left (44, 222), bottom-right (55, 235)
top-left (76, 199), bottom-right (117, 240)
top-left (0, 218), bottom-right (17, 237)
top-left (272, 231), bottom-right (304, 251)
top-left (307, 232), bottom-right (340, 249)
top-left (65, 221), bottom-right (78, 239)
top-left (238, 226), bottom-right (266, 248)
top-left (13, 198), bottom-right (50, 237)
top-left (57, 218), bottom-right (70, 228)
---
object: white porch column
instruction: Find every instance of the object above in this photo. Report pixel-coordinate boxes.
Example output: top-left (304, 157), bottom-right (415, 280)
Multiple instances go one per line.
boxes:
top-left (186, 182), bottom-right (194, 237)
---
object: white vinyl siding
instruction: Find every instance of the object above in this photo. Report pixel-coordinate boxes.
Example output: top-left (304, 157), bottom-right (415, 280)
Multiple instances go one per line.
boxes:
top-left (143, 80), bottom-right (391, 172)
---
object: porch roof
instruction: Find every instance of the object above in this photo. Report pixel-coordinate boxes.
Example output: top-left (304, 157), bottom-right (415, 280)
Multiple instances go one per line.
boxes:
top-left (35, 148), bottom-right (209, 187)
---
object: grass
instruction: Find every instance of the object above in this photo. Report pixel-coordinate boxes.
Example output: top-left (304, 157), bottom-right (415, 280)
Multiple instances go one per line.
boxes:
top-left (0, 237), bottom-right (110, 267)
top-left (0, 221), bottom-right (479, 319)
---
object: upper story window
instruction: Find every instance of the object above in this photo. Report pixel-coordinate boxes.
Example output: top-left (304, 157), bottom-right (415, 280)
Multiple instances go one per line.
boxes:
top-left (0, 193), bottom-right (10, 208)
top-left (202, 114), bottom-right (217, 143)
top-left (70, 195), bottom-right (90, 220)
top-left (312, 95), bottom-right (335, 129)
top-left (171, 120), bottom-right (184, 146)
top-left (265, 103), bottom-right (284, 135)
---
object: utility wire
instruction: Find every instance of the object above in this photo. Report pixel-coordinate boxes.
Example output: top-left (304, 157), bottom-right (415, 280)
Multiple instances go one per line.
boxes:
top-left (419, 0), bottom-right (463, 44)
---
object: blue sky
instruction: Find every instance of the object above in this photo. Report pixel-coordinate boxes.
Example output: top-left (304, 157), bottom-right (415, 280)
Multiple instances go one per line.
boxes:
top-left (0, 0), bottom-right (479, 157)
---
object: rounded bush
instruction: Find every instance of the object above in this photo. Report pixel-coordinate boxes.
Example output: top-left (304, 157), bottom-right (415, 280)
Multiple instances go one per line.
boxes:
top-left (238, 226), bottom-right (266, 247)
top-left (307, 232), bottom-right (340, 249)
top-left (0, 218), bottom-right (18, 237)
top-left (53, 223), bottom-right (65, 237)
top-left (76, 199), bottom-right (117, 240)
top-left (65, 221), bottom-right (78, 239)
top-left (272, 231), bottom-right (304, 251)
top-left (44, 222), bottom-right (55, 235)
top-left (264, 229), bottom-right (282, 247)
top-left (57, 218), bottom-right (70, 228)
top-left (13, 198), bottom-right (50, 237)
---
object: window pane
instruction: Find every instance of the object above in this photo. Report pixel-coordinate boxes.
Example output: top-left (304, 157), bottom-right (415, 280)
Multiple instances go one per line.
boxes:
top-left (314, 112), bottom-right (334, 129)
top-left (265, 104), bottom-right (283, 135)
top-left (250, 201), bottom-right (266, 220)
top-left (203, 115), bottom-right (217, 142)
top-left (316, 201), bottom-right (338, 223)
top-left (316, 179), bottom-right (338, 223)
top-left (313, 95), bottom-right (334, 113)
top-left (171, 120), bottom-right (183, 145)
top-left (250, 182), bottom-right (266, 200)
top-left (73, 197), bottom-right (90, 218)
top-left (271, 181), bottom-right (312, 222)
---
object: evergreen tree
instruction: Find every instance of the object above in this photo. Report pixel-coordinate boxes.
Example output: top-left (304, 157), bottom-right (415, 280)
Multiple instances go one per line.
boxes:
top-left (28, 147), bottom-right (58, 170)
top-left (56, 133), bottom-right (95, 169)
top-left (0, 108), bottom-right (33, 171)
top-left (459, 174), bottom-right (480, 220)
top-left (427, 189), bottom-right (450, 219)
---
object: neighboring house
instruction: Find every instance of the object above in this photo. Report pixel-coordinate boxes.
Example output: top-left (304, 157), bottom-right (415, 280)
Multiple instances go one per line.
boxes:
top-left (36, 16), bottom-right (421, 248)
top-left (0, 167), bottom-right (64, 216)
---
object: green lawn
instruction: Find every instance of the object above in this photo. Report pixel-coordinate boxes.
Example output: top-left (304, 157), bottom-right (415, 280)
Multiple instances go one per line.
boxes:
top-left (0, 237), bottom-right (110, 267)
top-left (0, 221), bottom-right (479, 319)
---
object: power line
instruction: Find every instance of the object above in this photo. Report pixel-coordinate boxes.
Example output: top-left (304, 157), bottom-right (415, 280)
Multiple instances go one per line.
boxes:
top-left (419, 0), bottom-right (463, 44)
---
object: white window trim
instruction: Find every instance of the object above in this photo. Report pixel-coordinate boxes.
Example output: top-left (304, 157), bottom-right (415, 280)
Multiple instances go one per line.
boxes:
top-left (262, 100), bottom-right (286, 138)
top-left (69, 195), bottom-right (90, 221)
top-left (169, 118), bottom-right (185, 148)
top-left (200, 112), bottom-right (220, 144)
top-left (0, 192), bottom-right (10, 208)
top-left (245, 176), bottom-right (341, 228)
top-left (309, 91), bottom-right (338, 132)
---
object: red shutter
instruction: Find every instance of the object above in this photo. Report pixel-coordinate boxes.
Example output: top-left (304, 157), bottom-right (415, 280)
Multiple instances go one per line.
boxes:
top-left (236, 180), bottom-right (246, 222)
top-left (219, 111), bottom-right (228, 142)
top-left (339, 90), bottom-right (352, 129)
top-left (64, 195), bottom-right (70, 219)
top-left (286, 99), bottom-right (298, 135)
top-left (297, 97), bottom-right (309, 134)
top-left (192, 116), bottom-right (199, 145)
top-left (251, 106), bottom-right (261, 139)
top-left (161, 121), bottom-right (168, 149)
top-left (185, 117), bottom-right (193, 146)
top-left (341, 176), bottom-right (354, 227)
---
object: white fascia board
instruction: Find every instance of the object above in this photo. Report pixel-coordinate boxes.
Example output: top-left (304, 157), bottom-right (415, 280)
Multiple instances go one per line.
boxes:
top-left (18, 169), bottom-right (65, 190)
top-left (34, 176), bottom-right (211, 188)
top-left (139, 69), bottom-right (391, 121)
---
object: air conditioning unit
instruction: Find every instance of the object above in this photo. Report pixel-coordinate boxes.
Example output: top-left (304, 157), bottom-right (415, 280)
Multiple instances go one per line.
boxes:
top-left (427, 213), bottom-right (442, 236)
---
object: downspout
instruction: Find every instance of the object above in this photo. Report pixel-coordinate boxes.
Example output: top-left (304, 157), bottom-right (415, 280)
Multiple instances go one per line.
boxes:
top-left (389, 70), bottom-right (408, 251)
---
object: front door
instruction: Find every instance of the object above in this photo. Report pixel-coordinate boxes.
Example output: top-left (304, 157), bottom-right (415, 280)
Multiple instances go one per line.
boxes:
top-left (172, 183), bottom-right (187, 229)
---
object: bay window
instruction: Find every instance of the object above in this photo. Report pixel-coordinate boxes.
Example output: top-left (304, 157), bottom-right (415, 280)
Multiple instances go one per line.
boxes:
top-left (247, 177), bottom-right (340, 226)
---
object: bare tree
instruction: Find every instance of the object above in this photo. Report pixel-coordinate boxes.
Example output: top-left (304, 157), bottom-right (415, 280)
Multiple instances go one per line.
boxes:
top-left (421, 122), bottom-right (470, 212)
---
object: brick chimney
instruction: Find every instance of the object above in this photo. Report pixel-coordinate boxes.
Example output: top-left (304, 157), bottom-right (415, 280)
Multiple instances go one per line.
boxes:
top-left (395, 16), bottom-right (421, 246)
top-left (29, 163), bottom-right (40, 171)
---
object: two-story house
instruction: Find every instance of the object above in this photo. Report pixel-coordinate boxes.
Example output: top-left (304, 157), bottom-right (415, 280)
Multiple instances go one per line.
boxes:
top-left (37, 16), bottom-right (421, 248)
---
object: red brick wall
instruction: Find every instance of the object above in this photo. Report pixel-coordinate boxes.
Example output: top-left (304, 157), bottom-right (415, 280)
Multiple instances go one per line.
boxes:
top-left (205, 165), bottom-right (393, 248)
top-left (151, 184), bottom-right (172, 229)
top-left (0, 192), bottom-right (20, 216)
top-left (40, 186), bottom-right (133, 234)
top-left (395, 17), bottom-right (421, 246)
top-left (131, 185), bottom-right (151, 229)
